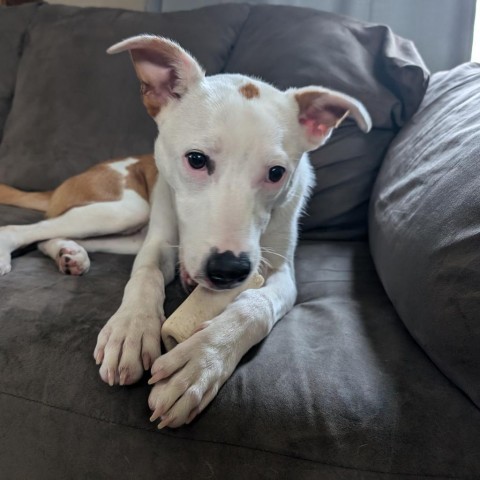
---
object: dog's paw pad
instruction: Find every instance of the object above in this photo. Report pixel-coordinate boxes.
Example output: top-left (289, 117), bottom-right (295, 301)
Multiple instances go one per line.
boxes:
top-left (57, 246), bottom-right (90, 276)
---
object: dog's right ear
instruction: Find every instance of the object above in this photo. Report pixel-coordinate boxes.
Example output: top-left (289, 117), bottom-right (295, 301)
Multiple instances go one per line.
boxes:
top-left (107, 35), bottom-right (204, 117)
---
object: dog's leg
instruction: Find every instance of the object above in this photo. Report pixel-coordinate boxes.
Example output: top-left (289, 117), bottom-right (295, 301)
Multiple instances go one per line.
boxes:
top-left (38, 230), bottom-right (147, 275)
top-left (77, 228), bottom-right (147, 255)
top-left (38, 238), bottom-right (91, 276)
top-left (0, 191), bottom-right (149, 275)
top-left (37, 229), bottom-right (148, 275)
top-left (148, 262), bottom-right (297, 428)
top-left (94, 178), bottom-right (178, 386)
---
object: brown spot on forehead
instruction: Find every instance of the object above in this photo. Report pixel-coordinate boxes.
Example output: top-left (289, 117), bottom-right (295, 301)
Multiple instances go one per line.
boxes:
top-left (239, 83), bottom-right (260, 99)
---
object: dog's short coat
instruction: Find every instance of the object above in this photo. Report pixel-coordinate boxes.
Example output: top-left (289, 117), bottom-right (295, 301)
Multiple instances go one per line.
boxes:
top-left (0, 36), bottom-right (371, 428)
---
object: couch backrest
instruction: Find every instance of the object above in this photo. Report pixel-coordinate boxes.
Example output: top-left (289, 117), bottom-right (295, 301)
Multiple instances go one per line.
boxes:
top-left (0, 3), bottom-right (39, 143)
top-left (0, 3), bottom-right (429, 240)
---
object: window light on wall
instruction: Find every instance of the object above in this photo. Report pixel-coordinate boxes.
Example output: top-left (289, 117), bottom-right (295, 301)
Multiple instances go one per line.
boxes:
top-left (472, 0), bottom-right (480, 62)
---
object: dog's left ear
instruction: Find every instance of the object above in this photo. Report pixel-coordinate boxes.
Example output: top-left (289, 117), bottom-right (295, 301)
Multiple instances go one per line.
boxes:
top-left (107, 35), bottom-right (204, 117)
top-left (291, 87), bottom-right (372, 151)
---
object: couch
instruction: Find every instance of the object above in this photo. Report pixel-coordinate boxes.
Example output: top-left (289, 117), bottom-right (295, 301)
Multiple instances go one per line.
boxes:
top-left (1, 2), bottom-right (479, 479)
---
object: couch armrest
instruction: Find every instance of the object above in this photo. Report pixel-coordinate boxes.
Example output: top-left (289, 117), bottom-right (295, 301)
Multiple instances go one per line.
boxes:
top-left (369, 62), bottom-right (480, 407)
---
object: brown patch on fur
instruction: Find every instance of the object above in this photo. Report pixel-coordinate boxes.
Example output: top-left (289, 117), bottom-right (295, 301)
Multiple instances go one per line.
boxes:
top-left (0, 184), bottom-right (53, 212)
top-left (141, 83), bottom-right (161, 117)
top-left (2, 155), bottom-right (158, 220)
top-left (239, 83), bottom-right (260, 100)
top-left (46, 163), bottom-right (124, 218)
top-left (295, 91), bottom-right (325, 114)
top-left (125, 154), bottom-right (158, 201)
top-left (144, 100), bottom-right (160, 117)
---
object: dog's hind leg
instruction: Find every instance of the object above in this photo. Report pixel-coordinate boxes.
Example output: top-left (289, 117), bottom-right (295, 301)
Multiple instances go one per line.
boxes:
top-left (38, 238), bottom-right (91, 276)
top-left (37, 229), bottom-right (147, 276)
top-left (77, 228), bottom-right (147, 255)
top-left (0, 190), bottom-right (149, 275)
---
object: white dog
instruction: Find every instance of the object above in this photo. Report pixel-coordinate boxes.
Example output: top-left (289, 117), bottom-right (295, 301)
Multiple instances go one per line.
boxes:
top-left (0, 36), bottom-right (371, 428)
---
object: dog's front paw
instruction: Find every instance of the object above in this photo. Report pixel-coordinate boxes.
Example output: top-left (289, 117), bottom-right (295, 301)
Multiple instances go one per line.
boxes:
top-left (148, 326), bottom-right (239, 428)
top-left (94, 308), bottom-right (162, 386)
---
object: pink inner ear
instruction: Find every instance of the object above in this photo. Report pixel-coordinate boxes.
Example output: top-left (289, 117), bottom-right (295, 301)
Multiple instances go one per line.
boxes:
top-left (299, 115), bottom-right (331, 137)
top-left (299, 103), bottom-right (349, 139)
top-left (132, 50), bottom-right (178, 99)
top-left (136, 60), bottom-right (176, 101)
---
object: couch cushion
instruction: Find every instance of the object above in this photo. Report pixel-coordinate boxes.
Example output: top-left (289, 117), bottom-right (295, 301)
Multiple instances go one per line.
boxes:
top-left (369, 63), bottom-right (480, 408)
top-left (0, 3), bottom-right (249, 191)
top-left (1, 233), bottom-right (479, 478)
top-left (0, 4), bottom-right (428, 240)
top-left (225, 5), bottom-right (429, 240)
top-left (0, 3), bottom-right (39, 143)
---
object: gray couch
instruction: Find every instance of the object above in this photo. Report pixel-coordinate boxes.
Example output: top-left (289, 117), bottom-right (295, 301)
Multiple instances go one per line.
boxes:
top-left (1, 3), bottom-right (479, 479)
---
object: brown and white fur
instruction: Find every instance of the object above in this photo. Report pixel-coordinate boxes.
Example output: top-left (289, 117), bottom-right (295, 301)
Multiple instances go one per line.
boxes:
top-left (0, 155), bottom-right (156, 275)
top-left (0, 36), bottom-right (371, 428)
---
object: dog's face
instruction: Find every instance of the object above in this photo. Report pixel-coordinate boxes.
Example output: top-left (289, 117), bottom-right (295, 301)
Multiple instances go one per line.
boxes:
top-left (156, 75), bottom-right (312, 290)
top-left (109, 36), bottom-right (371, 290)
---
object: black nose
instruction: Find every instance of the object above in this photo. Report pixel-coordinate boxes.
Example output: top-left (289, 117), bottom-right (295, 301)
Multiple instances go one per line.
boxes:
top-left (206, 250), bottom-right (251, 289)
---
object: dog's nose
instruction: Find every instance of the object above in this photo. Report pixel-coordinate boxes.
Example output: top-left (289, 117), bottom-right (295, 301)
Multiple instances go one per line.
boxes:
top-left (206, 250), bottom-right (251, 289)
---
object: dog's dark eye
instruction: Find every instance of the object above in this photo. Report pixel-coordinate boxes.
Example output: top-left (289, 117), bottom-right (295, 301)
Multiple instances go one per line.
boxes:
top-left (268, 166), bottom-right (286, 183)
top-left (186, 151), bottom-right (208, 170)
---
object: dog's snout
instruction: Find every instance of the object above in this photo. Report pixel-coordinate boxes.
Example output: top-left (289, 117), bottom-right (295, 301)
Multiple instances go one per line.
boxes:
top-left (206, 250), bottom-right (251, 289)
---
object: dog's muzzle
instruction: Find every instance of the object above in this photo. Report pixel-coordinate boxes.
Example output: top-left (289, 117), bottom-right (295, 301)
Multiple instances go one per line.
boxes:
top-left (206, 250), bottom-right (251, 289)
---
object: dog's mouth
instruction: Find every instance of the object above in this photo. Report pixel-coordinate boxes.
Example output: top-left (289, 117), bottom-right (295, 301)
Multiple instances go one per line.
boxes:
top-left (180, 263), bottom-right (243, 292)
top-left (179, 263), bottom-right (198, 292)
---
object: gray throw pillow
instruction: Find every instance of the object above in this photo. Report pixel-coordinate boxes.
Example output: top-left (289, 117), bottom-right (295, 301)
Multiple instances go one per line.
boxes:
top-left (225, 5), bottom-right (429, 239)
top-left (0, 3), bottom-right (249, 190)
top-left (369, 63), bottom-right (480, 407)
top-left (0, 3), bottom-right (39, 143)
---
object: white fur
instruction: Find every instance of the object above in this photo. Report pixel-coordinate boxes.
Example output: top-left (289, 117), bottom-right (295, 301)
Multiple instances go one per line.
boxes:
top-left (109, 157), bottom-right (139, 177)
top-left (0, 36), bottom-right (371, 429)
top-left (0, 188), bottom-right (150, 274)
top-left (94, 36), bottom-right (371, 429)
top-left (38, 238), bottom-right (91, 275)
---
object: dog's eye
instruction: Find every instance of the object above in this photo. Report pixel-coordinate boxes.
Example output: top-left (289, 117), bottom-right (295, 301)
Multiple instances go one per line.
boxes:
top-left (268, 166), bottom-right (286, 183)
top-left (186, 151), bottom-right (208, 170)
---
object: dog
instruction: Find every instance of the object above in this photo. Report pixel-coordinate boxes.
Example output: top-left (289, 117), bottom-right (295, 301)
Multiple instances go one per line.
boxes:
top-left (0, 154), bottom-right (156, 275)
top-left (0, 36), bottom-right (371, 428)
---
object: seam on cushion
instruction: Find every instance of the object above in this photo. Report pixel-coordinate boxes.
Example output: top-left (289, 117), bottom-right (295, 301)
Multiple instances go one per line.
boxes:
top-left (220, 4), bottom-right (252, 74)
top-left (0, 389), bottom-right (465, 479)
top-left (12, 3), bottom-right (42, 94)
top-left (0, 2), bottom-right (42, 145)
top-left (18, 2), bottom-right (42, 57)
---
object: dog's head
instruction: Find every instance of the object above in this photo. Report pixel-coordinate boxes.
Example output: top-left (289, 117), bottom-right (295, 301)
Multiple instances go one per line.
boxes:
top-left (109, 36), bottom-right (371, 290)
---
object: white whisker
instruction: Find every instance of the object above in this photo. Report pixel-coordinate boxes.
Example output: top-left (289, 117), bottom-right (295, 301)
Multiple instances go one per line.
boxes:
top-left (260, 247), bottom-right (288, 263)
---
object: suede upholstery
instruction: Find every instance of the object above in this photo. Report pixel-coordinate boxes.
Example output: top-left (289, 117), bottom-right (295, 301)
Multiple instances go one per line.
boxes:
top-left (0, 3), bottom-right (479, 479)
top-left (370, 63), bottom-right (480, 409)
top-left (0, 3), bottom-right (39, 142)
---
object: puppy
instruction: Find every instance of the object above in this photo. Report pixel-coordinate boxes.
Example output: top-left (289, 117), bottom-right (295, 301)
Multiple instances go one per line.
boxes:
top-left (0, 36), bottom-right (371, 428)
